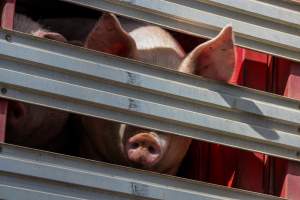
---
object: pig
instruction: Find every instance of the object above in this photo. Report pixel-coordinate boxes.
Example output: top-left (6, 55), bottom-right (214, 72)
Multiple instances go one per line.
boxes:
top-left (5, 14), bottom-right (70, 152)
top-left (14, 14), bottom-right (68, 43)
top-left (38, 17), bottom-right (97, 45)
top-left (80, 13), bottom-right (235, 175)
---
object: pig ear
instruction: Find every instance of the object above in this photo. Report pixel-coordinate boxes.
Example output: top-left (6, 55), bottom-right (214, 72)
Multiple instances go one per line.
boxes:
top-left (84, 13), bottom-right (137, 57)
top-left (179, 25), bottom-right (235, 81)
top-left (32, 30), bottom-right (68, 43)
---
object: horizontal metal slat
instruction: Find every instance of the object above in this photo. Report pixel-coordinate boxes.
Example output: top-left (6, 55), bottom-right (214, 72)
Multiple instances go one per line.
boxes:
top-left (1, 30), bottom-right (300, 161)
top-left (257, 0), bottom-right (300, 12)
top-left (0, 186), bottom-right (83, 200)
top-left (201, 0), bottom-right (300, 28)
top-left (60, 0), bottom-right (300, 62)
top-left (0, 143), bottom-right (282, 200)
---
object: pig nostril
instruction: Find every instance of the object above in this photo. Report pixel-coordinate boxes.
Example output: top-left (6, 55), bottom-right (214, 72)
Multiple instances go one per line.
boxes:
top-left (148, 146), bottom-right (157, 154)
top-left (8, 102), bottom-right (26, 120)
top-left (130, 142), bottom-right (139, 149)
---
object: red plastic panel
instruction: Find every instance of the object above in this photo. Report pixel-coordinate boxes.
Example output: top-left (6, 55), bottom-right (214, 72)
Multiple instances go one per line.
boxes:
top-left (235, 151), bottom-right (269, 193)
top-left (231, 47), bottom-right (244, 85)
top-left (241, 48), bottom-right (270, 90)
top-left (1, 0), bottom-right (16, 29)
top-left (272, 58), bottom-right (291, 95)
top-left (231, 47), bottom-right (272, 87)
top-left (0, 100), bottom-right (8, 142)
top-left (280, 161), bottom-right (300, 199)
top-left (181, 144), bottom-right (270, 193)
top-left (179, 142), bottom-right (238, 187)
top-left (179, 141), bottom-right (210, 181)
top-left (231, 48), bottom-right (271, 193)
top-left (273, 157), bottom-right (288, 196)
top-left (283, 62), bottom-right (300, 99)
top-left (278, 62), bottom-right (300, 199)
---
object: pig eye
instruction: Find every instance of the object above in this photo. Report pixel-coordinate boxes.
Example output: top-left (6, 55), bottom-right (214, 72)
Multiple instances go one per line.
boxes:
top-left (130, 142), bottom-right (139, 149)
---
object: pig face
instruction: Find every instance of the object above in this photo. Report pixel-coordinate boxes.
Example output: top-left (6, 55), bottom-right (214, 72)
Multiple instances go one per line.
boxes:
top-left (85, 13), bottom-right (235, 78)
top-left (121, 125), bottom-right (192, 174)
top-left (6, 101), bottom-right (69, 149)
top-left (5, 14), bottom-right (69, 150)
top-left (81, 13), bottom-right (236, 175)
top-left (80, 119), bottom-right (191, 174)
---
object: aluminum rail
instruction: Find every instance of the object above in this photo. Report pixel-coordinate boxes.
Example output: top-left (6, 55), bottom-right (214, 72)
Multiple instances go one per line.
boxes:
top-left (1, 29), bottom-right (300, 161)
top-left (60, 0), bottom-right (300, 62)
top-left (257, 0), bottom-right (300, 12)
top-left (0, 143), bottom-right (282, 200)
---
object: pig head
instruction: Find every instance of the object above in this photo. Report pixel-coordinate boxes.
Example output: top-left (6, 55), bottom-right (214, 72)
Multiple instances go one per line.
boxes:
top-left (5, 14), bottom-right (69, 151)
top-left (81, 13), bottom-right (235, 175)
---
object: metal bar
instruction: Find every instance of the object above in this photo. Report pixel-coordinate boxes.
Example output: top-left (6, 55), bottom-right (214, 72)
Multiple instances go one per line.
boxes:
top-left (257, 0), bottom-right (300, 12)
top-left (1, 29), bottom-right (300, 161)
top-left (0, 143), bottom-right (282, 200)
top-left (59, 0), bottom-right (300, 62)
top-left (202, 0), bottom-right (300, 27)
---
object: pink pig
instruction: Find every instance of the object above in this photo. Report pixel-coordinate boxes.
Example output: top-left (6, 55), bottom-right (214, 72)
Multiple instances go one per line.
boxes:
top-left (5, 14), bottom-right (70, 152)
top-left (81, 13), bottom-right (236, 175)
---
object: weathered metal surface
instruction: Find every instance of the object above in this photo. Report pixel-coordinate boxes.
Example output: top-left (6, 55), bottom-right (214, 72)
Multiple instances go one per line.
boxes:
top-left (0, 143), bottom-right (282, 200)
top-left (0, 29), bottom-right (300, 161)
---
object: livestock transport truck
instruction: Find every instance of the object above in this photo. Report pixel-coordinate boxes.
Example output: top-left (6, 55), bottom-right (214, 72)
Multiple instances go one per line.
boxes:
top-left (0, 0), bottom-right (300, 199)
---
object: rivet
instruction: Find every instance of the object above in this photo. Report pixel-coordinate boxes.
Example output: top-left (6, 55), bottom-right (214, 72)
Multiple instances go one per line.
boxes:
top-left (5, 34), bottom-right (12, 42)
top-left (1, 88), bottom-right (7, 94)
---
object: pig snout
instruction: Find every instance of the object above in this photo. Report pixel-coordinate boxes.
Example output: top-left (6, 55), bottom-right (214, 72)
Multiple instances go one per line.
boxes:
top-left (126, 133), bottom-right (162, 168)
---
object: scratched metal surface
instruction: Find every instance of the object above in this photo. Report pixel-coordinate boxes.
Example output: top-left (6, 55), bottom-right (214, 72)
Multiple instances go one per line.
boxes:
top-left (0, 143), bottom-right (282, 200)
top-left (0, 29), bottom-right (300, 161)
